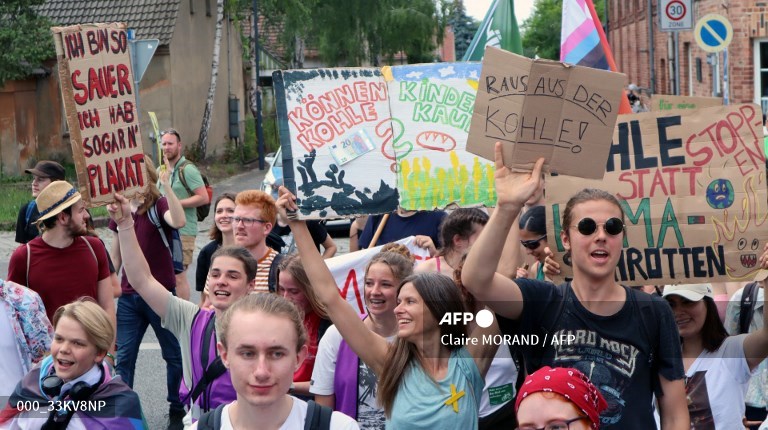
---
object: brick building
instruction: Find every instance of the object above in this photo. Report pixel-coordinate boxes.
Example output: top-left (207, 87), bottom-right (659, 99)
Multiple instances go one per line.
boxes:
top-left (608, 0), bottom-right (768, 116)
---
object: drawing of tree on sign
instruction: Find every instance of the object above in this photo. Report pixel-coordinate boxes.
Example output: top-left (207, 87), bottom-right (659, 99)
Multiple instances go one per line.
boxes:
top-left (296, 150), bottom-right (398, 217)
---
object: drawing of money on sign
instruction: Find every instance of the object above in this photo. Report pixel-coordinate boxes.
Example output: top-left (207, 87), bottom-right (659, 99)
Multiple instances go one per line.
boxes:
top-left (329, 129), bottom-right (376, 165)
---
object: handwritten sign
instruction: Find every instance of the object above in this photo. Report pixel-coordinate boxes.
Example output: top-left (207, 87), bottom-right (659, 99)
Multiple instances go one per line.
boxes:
top-left (273, 68), bottom-right (398, 219)
top-left (52, 23), bottom-right (148, 206)
top-left (384, 63), bottom-right (496, 210)
top-left (546, 104), bottom-right (768, 285)
top-left (467, 46), bottom-right (627, 179)
top-left (650, 94), bottom-right (723, 112)
top-left (327, 236), bottom-right (430, 313)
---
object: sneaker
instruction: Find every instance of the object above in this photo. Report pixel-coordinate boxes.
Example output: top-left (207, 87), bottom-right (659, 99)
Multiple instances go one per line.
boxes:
top-left (167, 408), bottom-right (185, 430)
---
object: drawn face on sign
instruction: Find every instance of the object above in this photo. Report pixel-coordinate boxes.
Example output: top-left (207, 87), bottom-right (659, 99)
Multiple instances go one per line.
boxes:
top-left (705, 179), bottom-right (734, 209)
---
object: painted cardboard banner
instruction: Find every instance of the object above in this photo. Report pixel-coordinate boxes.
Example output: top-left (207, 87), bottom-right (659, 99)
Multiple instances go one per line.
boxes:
top-left (52, 23), bottom-right (148, 206)
top-left (327, 236), bottom-right (430, 313)
top-left (545, 104), bottom-right (768, 286)
top-left (384, 63), bottom-right (496, 210)
top-left (467, 46), bottom-right (627, 179)
top-left (650, 94), bottom-right (723, 112)
top-left (273, 68), bottom-right (399, 219)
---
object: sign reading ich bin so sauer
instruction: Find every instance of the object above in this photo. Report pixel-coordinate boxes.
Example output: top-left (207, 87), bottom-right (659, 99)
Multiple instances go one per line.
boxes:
top-left (52, 23), bottom-right (148, 206)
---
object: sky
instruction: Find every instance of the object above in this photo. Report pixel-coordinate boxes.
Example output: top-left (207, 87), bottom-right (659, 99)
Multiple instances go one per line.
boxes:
top-left (465, 0), bottom-right (535, 25)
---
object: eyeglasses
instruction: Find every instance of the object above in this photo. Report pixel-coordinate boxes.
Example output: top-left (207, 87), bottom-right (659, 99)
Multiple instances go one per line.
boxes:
top-left (520, 234), bottom-right (547, 250)
top-left (573, 217), bottom-right (624, 236)
top-left (518, 417), bottom-right (589, 430)
top-left (160, 129), bottom-right (181, 140)
top-left (232, 216), bottom-right (268, 227)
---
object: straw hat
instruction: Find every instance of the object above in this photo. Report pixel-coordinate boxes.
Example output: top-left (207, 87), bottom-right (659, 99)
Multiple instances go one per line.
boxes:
top-left (35, 181), bottom-right (82, 222)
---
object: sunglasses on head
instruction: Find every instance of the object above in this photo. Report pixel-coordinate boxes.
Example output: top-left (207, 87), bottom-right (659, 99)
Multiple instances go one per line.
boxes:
top-left (161, 129), bottom-right (181, 140)
top-left (574, 217), bottom-right (624, 236)
top-left (520, 234), bottom-right (546, 250)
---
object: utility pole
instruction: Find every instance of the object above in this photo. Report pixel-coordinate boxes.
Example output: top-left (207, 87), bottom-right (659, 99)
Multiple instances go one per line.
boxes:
top-left (253, 0), bottom-right (266, 170)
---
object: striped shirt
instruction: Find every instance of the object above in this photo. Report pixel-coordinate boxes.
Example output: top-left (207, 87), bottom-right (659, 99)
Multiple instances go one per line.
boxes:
top-left (252, 247), bottom-right (279, 293)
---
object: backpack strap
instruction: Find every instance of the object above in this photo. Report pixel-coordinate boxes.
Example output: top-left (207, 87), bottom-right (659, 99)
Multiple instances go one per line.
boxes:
top-left (740, 282), bottom-right (760, 334)
top-left (196, 403), bottom-right (226, 430)
top-left (304, 400), bottom-right (333, 430)
top-left (189, 314), bottom-right (227, 408)
top-left (26, 243), bottom-right (31, 287)
top-left (80, 236), bottom-right (97, 263)
top-left (25, 201), bottom-right (36, 224)
top-left (268, 253), bottom-right (286, 293)
top-left (176, 160), bottom-right (195, 198)
top-left (630, 288), bottom-right (662, 397)
top-left (148, 204), bottom-right (172, 253)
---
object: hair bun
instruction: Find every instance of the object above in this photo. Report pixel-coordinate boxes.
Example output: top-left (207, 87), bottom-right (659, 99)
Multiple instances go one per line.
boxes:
top-left (380, 243), bottom-right (414, 264)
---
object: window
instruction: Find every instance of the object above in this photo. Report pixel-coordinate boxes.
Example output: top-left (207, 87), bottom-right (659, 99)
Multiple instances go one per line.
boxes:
top-left (754, 39), bottom-right (768, 118)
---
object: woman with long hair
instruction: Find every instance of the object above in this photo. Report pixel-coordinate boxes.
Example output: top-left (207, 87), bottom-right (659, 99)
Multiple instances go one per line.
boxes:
top-left (275, 253), bottom-right (332, 397)
top-left (196, 192), bottom-right (237, 293)
top-left (662, 278), bottom-right (768, 428)
top-left (515, 205), bottom-right (550, 281)
top-left (277, 186), bottom-right (496, 429)
top-left (311, 243), bottom-right (413, 428)
top-left (0, 299), bottom-right (146, 429)
top-left (108, 155), bottom-right (186, 425)
top-left (415, 208), bottom-right (488, 277)
top-left (461, 144), bottom-right (689, 429)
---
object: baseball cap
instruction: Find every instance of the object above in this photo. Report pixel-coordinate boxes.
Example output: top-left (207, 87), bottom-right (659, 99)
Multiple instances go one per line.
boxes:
top-left (662, 284), bottom-right (713, 301)
top-left (25, 161), bottom-right (65, 181)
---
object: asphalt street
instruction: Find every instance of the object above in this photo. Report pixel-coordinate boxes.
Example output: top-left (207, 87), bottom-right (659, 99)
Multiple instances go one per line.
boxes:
top-left (0, 166), bottom-right (350, 428)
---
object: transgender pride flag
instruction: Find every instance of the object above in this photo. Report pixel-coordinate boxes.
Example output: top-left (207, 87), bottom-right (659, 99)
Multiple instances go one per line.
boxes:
top-left (561, 0), bottom-right (632, 113)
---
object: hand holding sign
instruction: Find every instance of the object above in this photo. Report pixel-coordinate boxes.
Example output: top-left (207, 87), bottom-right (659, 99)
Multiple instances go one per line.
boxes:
top-left (493, 142), bottom-right (545, 211)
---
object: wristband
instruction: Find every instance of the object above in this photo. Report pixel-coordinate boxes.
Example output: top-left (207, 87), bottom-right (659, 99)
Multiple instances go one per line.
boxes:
top-left (106, 352), bottom-right (116, 362)
top-left (116, 222), bottom-right (135, 231)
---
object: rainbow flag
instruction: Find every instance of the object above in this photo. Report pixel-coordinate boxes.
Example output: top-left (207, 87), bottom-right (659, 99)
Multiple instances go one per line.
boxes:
top-left (561, 0), bottom-right (632, 113)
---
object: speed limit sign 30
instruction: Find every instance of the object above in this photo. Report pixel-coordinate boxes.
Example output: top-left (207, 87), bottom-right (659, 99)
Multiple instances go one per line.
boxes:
top-left (660, 0), bottom-right (693, 31)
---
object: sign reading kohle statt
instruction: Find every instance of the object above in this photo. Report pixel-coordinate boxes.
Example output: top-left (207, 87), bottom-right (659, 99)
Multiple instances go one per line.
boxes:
top-left (546, 104), bottom-right (768, 286)
top-left (467, 46), bottom-right (626, 179)
top-left (52, 23), bottom-right (148, 206)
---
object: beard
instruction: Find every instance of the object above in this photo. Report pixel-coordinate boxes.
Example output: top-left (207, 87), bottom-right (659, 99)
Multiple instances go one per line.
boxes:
top-left (66, 219), bottom-right (89, 237)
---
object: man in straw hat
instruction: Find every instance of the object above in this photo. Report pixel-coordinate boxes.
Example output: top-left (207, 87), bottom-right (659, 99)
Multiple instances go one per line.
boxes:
top-left (15, 160), bottom-right (66, 244)
top-left (7, 181), bottom-right (116, 340)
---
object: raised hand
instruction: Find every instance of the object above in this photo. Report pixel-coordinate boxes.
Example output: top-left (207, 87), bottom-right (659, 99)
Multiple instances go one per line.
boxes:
top-left (542, 246), bottom-right (561, 277)
top-left (276, 186), bottom-right (299, 221)
top-left (108, 193), bottom-right (132, 226)
top-left (493, 142), bottom-right (545, 210)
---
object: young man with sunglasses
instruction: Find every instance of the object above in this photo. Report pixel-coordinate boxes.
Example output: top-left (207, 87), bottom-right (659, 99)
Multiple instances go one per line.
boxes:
top-left (158, 129), bottom-right (211, 300)
top-left (462, 144), bottom-right (689, 429)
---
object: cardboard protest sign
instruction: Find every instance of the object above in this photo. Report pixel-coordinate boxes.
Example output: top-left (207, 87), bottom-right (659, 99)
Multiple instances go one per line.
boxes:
top-left (52, 23), bottom-right (148, 206)
top-left (467, 46), bottom-right (627, 179)
top-left (384, 63), bottom-right (496, 210)
top-left (273, 69), bottom-right (399, 219)
top-left (650, 94), bottom-right (723, 112)
top-left (546, 104), bottom-right (768, 286)
top-left (326, 236), bottom-right (430, 313)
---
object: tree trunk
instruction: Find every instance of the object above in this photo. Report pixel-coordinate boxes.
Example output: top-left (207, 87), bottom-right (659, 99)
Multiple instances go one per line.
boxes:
top-left (198, 0), bottom-right (225, 158)
top-left (294, 35), bottom-right (305, 68)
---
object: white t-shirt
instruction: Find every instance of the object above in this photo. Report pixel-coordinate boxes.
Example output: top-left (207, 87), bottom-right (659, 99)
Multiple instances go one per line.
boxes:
top-left (310, 324), bottom-right (392, 429)
top-left (479, 344), bottom-right (516, 417)
top-left (189, 397), bottom-right (359, 430)
top-left (686, 334), bottom-right (753, 429)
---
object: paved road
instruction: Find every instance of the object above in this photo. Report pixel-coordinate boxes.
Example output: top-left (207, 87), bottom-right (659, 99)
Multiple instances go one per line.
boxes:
top-left (0, 166), bottom-right (350, 428)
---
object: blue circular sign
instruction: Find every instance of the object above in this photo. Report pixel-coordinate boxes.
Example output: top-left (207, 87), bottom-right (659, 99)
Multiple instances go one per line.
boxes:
top-left (694, 14), bottom-right (732, 53)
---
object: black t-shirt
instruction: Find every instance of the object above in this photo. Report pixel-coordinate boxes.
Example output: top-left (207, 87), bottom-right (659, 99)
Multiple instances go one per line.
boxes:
top-left (15, 201), bottom-right (40, 244)
top-left (500, 279), bottom-right (684, 429)
top-left (196, 240), bottom-right (221, 291)
top-left (272, 221), bottom-right (328, 252)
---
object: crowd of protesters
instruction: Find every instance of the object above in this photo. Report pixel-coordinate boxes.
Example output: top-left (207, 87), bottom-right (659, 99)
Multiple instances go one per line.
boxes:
top-left (2, 130), bottom-right (768, 430)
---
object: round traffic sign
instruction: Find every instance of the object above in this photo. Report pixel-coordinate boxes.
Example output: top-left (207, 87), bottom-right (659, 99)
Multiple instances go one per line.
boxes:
top-left (694, 14), bottom-right (733, 53)
top-left (666, 1), bottom-right (686, 21)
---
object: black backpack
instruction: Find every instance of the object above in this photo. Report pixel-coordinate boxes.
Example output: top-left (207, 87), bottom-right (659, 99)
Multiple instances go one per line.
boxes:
top-left (196, 400), bottom-right (332, 430)
top-left (738, 282), bottom-right (761, 334)
top-left (177, 160), bottom-right (212, 222)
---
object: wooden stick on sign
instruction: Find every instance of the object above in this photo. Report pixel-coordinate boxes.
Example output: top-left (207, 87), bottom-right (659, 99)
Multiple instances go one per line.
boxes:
top-left (367, 214), bottom-right (390, 249)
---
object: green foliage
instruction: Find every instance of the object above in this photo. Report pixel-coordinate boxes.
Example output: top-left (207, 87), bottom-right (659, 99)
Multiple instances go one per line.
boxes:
top-left (448, 0), bottom-right (479, 61)
top-left (0, 0), bottom-right (56, 87)
top-left (522, 0), bottom-right (605, 60)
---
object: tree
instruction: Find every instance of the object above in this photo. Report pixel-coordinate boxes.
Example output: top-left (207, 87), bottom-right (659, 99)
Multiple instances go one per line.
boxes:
top-left (197, 0), bottom-right (225, 157)
top-left (0, 0), bottom-right (55, 87)
top-left (448, 0), bottom-right (478, 61)
top-left (522, 0), bottom-right (605, 60)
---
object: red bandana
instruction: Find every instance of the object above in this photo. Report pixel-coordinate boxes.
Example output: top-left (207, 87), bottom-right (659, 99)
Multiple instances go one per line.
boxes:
top-left (515, 366), bottom-right (608, 429)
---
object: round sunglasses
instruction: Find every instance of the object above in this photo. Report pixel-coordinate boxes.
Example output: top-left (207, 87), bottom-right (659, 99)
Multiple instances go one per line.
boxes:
top-left (520, 234), bottom-right (547, 250)
top-left (573, 217), bottom-right (624, 236)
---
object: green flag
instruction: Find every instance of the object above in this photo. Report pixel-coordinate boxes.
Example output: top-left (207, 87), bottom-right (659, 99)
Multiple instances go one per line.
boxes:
top-left (462, 0), bottom-right (523, 61)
